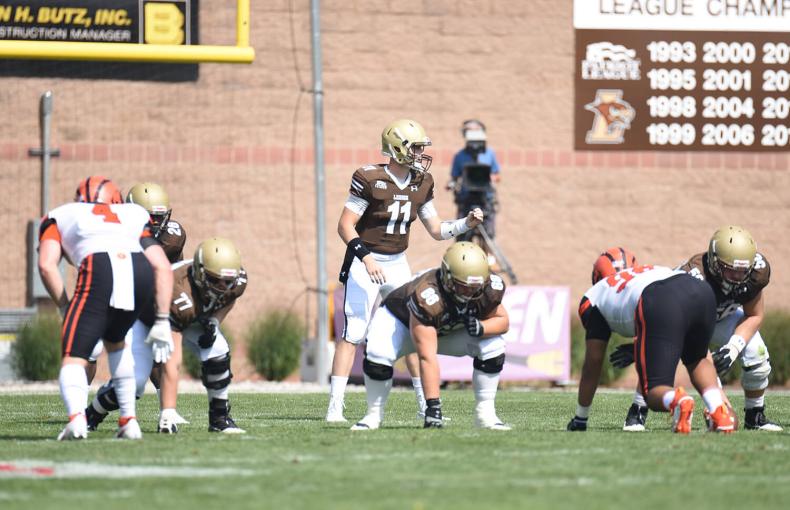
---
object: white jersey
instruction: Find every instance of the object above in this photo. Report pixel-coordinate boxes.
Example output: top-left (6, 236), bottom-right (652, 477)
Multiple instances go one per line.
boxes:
top-left (583, 265), bottom-right (683, 337)
top-left (44, 202), bottom-right (151, 267)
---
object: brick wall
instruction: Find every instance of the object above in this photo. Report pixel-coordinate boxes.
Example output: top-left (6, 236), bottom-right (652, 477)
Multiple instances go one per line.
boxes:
top-left (1, 1), bottom-right (789, 377)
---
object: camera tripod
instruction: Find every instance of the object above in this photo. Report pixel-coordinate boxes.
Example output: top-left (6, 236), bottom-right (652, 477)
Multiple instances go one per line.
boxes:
top-left (469, 224), bottom-right (518, 285)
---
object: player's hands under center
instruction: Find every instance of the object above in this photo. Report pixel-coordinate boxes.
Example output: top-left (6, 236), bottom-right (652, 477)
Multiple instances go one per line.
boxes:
top-left (363, 256), bottom-right (386, 285)
top-left (465, 207), bottom-right (484, 229)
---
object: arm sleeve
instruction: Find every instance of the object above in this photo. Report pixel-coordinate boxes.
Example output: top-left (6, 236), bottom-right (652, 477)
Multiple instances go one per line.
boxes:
top-left (418, 200), bottom-right (437, 220)
top-left (39, 217), bottom-right (60, 243)
top-left (489, 149), bottom-right (500, 173)
top-left (579, 296), bottom-right (612, 342)
top-left (344, 194), bottom-right (369, 216)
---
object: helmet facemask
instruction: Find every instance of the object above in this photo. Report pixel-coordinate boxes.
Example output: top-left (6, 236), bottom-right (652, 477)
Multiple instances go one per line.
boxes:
top-left (193, 238), bottom-right (242, 303)
top-left (148, 206), bottom-right (172, 238)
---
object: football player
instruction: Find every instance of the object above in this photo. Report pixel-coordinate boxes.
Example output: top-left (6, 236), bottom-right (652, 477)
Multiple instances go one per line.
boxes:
top-left (617, 226), bottom-right (782, 431)
top-left (38, 176), bottom-right (174, 440)
top-left (351, 242), bottom-right (510, 431)
top-left (329, 119), bottom-right (484, 423)
top-left (85, 181), bottom-right (191, 429)
top-left (566, 248), bottom-right (736, 434)
top-left (85, 237), bottom-right (247, 434)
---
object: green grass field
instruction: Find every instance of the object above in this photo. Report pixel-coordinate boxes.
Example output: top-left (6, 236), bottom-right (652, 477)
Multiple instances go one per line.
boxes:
top-left (1, 389), bottom-right (789, 510)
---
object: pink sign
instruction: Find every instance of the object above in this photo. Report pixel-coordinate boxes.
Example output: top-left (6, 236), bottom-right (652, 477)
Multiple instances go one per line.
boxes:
top-left (334, 286), bottom-right (571, 383)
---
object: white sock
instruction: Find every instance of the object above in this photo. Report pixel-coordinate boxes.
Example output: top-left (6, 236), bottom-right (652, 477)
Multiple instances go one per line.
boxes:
top-left (362, 374), bottom-right (392, 422)
top-left (330, 376), bottom-right (348, 400)
top-left (59, 364), bottom-right (89, 417)
top-left (661, 390), bottom-right (676, 410)
top-left (473, 369), bottom-right (500, 415)
top-left (412, 377), bottom-right (426, 412)
top-left (633, 391), bottom-right (647, 408)
top-left (207, 387), bottom-right (229, 402)
top-left (702, 388), bottom-right (724, 413)
top-left (744, 395), bottom-right (764, 409)
top-left (575, 404), bottom-right (590, 419)
top-left (107, 347), bottom-right (136, 419)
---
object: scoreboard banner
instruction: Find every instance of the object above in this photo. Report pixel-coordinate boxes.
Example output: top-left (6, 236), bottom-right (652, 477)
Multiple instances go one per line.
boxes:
top-left (574, 0), bottom-right (790, 151)
top-left (0, 0), bottom-right (196, 45)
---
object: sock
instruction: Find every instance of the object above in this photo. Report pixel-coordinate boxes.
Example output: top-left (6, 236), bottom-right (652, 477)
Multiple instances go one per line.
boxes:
top-left (661, 390), bottom-right (676, 411)
top-left (330, 376), bottom-right (348, 400)
top-left (744, 395), bottom-right (764, 409)
top-left (633, 391), bottom-right (647, 408)
top-left (702, 389), bottom-right (724, 413)
top-left (107, 347), bottom-right (136, 419)
top-left (207, 386), bottom-right (229, 402)
top-left (362, 374), bottom-right (392, 422)
top-left (412, 377), bottom-right (426, 412)
top-left (575, 404), bottom-right (590, 419)
top-left (473, 369), bottom-right (500, 416)
top-left (59, 364), bottom-right (89, 417)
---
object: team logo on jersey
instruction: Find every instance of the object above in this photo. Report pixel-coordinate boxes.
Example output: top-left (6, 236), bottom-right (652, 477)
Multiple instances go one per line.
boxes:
top-left (410, 185), bottom-right (419, 192)
top-left (375, 180), bottom-right (388, 190)
top-left (585, 89), bottom-right (635, 145)
top-left (581, 42), bottom-right (640, 81)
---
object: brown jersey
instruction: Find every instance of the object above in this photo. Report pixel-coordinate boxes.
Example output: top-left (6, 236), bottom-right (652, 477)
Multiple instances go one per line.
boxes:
top-left (679, 252), bottom-right (770, 320)
top-left (384, 269), bottom-right (505, 337)
top-left (157, 219), bottom-right (186, 263)
top-left (349, 164), bottom-right (435, 255)
top-left (140, 261), bottom-right (248, 331)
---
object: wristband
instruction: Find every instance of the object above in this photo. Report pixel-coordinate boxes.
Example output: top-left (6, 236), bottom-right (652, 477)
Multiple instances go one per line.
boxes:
top-left (348, 237), bottom-right (371, 261)
top-left (728, 334), bottom-right (746, 353)
top-left (155, 313), bottom-right (169, 322)
top-left (440, 217), bottom-right (471, 240)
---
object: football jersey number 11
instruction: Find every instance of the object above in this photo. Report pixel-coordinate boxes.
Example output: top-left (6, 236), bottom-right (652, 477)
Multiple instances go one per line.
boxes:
top-left (386, 200), bottom-right (411, 235)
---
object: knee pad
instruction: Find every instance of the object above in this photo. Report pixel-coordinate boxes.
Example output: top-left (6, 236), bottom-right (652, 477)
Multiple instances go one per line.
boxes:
top-left (202, 354), bottom-right (232, 390)
top-left (741, 358), bottom-right (771, 391)
top-left (473, 353), bottom-right (506, 374)
top-left (363, 357), bottom-right (393, 381)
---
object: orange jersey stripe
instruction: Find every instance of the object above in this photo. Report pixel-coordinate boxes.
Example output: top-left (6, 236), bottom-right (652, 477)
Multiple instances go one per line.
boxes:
top-left (64, 255), bottom-right (93, 357)
top-left (39, 222), bottom-right (61, 243)
top-left (61, 261), bottom-right (87, 340)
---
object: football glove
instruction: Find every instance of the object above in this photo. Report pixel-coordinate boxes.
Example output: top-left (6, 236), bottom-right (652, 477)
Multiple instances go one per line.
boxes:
top-left (566, 416), bottom-right (588, 431)
top-left (198, 316), bottom-right (220, 349)
top-left (610, 342), bottom-right (635, 368)
top-left (712, 335), bottom-right (746, 376)
top-left (464, 315), bottom-right (484, 338)
top-left (423, 399), bottom-right (444, 429)
top-left (145, 314), bottom-right (174, 364)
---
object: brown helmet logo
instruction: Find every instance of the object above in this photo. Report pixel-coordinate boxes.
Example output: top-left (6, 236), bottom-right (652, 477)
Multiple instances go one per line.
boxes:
top-left (585, 90), bottom-right (635, 144)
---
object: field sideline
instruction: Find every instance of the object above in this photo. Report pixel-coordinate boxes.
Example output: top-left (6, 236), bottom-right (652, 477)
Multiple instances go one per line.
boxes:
top-left (1, 390), bottom-right (789, 510)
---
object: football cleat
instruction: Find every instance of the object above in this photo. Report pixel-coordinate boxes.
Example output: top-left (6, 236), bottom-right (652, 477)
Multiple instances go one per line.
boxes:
top-left (116, 417), bottom-right (143, 440)
top-left (705, 405), bottom-right (736, 434)
top-left (474, 406), bottom-right (511, 431)
top-left (623, 403), bottom-right (649, 432)
top-left (325, 396), bottom-right (347, 423)
top-left (85, 404), bottom-right (108, 432)
top-left (208, 399), bottom-right (246, 434)
top-left (669, 387), bottom-right (694, 434)
top-left (57, 413), bottom-right (88, 441)
top-left (567, 416), bottom-right (588, 431)
top-left (744, 407), bottom-right (783, 432)
top-left (350, 414), bottom-right (381, 431)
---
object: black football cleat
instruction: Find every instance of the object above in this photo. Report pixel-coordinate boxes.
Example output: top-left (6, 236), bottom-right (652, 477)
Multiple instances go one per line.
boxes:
top-left (744, 407), bottom-right (783, 432)
top-left (85, 404), bottom-right (108, 432)
top-left (623, 403), bottom-right (648, 432)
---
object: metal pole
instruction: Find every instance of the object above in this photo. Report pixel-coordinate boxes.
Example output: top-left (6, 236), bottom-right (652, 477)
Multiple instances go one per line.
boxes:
top-left (310, 0), bottom-right (329, 386)
top-left (39, 91), bottom-right (53, 216)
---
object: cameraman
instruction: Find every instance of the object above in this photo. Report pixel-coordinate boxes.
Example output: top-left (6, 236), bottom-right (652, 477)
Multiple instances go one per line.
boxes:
top-left (447, 119), bottom-right (501, 241)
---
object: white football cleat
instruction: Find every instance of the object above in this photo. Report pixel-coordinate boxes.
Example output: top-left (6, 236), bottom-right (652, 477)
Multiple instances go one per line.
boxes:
top-left (116, 417), bottom-right (143, 440)
top-left (325, 396), bottom-right (347, 423)
top-left (57, 413), bottom-right (88, 441)
top-left (475, 406), bottom-right (511, 431)
top-left (350, 414), bottom-right (381, 431)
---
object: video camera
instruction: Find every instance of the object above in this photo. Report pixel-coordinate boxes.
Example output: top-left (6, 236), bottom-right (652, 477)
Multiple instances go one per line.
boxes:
top-left (458, 162), bottom-right (496, 217)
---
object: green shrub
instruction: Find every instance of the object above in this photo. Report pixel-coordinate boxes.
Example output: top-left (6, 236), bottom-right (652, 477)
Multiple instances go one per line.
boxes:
top-left (247, 310), bottom-right (304, 381)
top-left (570, 318), bottom-right (626, 386)
top-left (11, 313), bottom-right (61, 380)
top-left (758, 310), bottom-right (790, 385)
top-left (181, 326), bottom-right (233, 379)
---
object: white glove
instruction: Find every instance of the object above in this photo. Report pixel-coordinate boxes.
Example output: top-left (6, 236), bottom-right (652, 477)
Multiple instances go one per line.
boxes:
top-left (145, 314), bottom-right (174, 364)
top-left (712, 334), bottom-right (746, 376)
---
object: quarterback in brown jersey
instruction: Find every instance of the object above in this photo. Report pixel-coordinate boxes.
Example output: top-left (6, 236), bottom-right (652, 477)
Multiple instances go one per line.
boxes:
top-left (617, 226), bottom-right (781, 432)
top-left (351, 242), bottom-right (511, 431)
top-left (328, 119), bottom-right (484, 423)
top-left (85, 238), bottom-right (248, 434)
